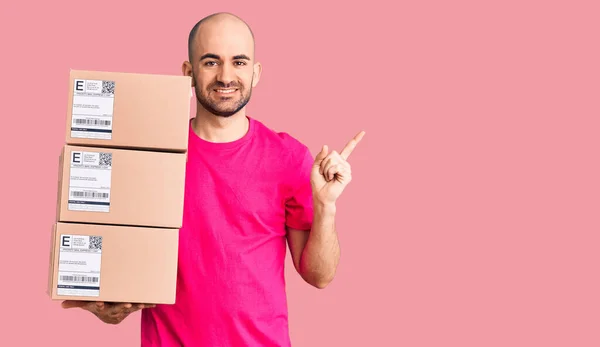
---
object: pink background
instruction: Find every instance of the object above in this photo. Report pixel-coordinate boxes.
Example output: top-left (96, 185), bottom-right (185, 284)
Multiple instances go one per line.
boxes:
top-left (1, 0), bottom-right (599, 346)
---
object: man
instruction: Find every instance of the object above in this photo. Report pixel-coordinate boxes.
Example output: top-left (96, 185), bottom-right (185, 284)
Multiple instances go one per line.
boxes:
top-left (62, 12), bottom-right (364, 346)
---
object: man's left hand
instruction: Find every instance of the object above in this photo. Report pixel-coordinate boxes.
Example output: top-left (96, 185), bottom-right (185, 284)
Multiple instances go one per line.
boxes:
top-left (311, 131), bottom-right (365, 205)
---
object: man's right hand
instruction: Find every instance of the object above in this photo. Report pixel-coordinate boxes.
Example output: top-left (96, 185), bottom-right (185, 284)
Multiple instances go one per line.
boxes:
top-left (61, 300), bottom-right (156, 325)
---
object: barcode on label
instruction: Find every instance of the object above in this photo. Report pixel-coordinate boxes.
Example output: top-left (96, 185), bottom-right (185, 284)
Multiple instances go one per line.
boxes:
top-left (89, 236), bottom-right (103, 250)
top-left (74, 119), bottom-right (111, 126)
top-left (60, 275), bottom-right (99, 283)
top-left (99, 153), bottom-right (112, 167)
top-left (102, 81), bottom-right (115, 94)
top-left (70, 191), bottom-right (109, 199)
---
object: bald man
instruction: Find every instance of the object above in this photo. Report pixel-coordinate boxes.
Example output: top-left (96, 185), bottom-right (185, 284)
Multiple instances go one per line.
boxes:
top-left (62, 12), bottom-right (364, 346)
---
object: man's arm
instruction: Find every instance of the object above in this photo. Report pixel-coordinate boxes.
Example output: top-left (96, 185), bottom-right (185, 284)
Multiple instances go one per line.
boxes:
top-left (286, 130), bottom-right (364, 289)
top-left (287, 202), bottom-right (340, 289)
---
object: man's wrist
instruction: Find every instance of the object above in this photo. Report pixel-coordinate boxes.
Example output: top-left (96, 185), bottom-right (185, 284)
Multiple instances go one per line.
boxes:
top-left (313, 200), bottom-right (337, 216)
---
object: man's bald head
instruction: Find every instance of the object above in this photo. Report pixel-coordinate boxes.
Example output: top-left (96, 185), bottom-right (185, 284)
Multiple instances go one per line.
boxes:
top-left (182, 12), bottom-right (262, 119)
top-left (187, 12), bottom-right (255, 62)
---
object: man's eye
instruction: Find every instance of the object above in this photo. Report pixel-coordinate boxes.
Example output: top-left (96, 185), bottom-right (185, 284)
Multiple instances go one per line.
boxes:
top-left (205, 61), bottom-right (217, 66)
top-left (235, 61), bottom-right (246, 66)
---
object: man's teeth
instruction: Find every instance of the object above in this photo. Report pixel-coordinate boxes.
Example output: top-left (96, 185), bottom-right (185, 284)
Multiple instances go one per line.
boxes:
top-left (216, 89), bottom-right (236, 93)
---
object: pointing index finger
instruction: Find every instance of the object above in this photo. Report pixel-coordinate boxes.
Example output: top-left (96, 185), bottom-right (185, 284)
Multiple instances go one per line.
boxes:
top-left (340, 130), bottom-right (366, 160)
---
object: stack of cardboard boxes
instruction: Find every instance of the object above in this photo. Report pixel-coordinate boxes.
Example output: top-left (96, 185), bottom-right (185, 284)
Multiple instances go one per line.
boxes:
top-left (47, 70), bottom-right (192, 305)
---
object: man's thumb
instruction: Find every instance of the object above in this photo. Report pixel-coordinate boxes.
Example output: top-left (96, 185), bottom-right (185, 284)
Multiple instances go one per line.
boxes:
top-left (61, 300), bottom-right (84, 309)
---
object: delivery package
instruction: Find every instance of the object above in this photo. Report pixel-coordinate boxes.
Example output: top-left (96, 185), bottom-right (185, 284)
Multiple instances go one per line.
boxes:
top-left (65, 69), bottom-right (192, 152)
top-left (47, 222), bottom-right (179, 304)
top-left (56, 144), bottom-right (187, 228)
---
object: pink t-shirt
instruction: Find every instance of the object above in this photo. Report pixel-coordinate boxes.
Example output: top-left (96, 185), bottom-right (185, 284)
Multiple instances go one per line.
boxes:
top-left (140, 116), bottom-right (314, 346)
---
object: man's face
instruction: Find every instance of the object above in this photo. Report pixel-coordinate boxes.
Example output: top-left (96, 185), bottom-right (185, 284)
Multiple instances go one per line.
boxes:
top-left (189, 22), bottom-right (259, 117)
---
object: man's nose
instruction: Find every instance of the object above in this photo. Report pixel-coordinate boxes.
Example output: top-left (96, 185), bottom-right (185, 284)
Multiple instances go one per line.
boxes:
top-left (217, 64), bottom-right (235, 85)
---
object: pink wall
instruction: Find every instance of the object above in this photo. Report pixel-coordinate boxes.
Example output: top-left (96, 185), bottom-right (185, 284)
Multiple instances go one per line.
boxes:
top-left (1, 0), bottom-right (599, 346)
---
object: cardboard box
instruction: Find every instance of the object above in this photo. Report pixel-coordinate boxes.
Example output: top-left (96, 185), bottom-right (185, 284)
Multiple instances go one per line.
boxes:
top-left (47, 222), bottom-right (179, 304)
top-left (56, 144), bottom-right (187, 228)
top-left (65, 69), bottom-right (192, 152)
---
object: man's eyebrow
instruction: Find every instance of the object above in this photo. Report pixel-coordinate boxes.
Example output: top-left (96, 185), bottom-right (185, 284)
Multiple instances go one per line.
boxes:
top-left (233, 54), bottom-right (251, 60)
top-left (199, 53), bottom-right (251, 61)
top-left (199, 53), bottom-right (220, 61)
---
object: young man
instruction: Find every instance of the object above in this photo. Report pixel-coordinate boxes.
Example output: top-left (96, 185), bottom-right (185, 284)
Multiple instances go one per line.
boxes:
top-left (62, 12), bottom-right (364, 346)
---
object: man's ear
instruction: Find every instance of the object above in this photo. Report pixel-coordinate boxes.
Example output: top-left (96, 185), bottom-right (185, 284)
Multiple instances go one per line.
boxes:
top-left (182, 61), bottom-right (195, 87)
top-left (252, 62), bottom-right (262, 87)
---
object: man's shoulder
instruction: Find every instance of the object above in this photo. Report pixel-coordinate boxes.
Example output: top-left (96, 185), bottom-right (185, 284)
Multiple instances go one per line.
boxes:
top-left (252, 117), bottom-right (311, 154)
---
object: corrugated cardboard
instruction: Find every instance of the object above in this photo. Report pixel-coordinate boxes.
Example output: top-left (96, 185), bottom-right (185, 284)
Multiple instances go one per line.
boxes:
top-left (65, 69), bottom-right (192, 152)
top-left (48, 222), bottom-right (179, 304)
top-left (56, 144), bottom-right (187, 228)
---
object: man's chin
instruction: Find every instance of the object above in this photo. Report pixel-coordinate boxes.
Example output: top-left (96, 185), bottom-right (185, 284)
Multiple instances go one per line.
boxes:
top-left (197, 94), bottom-right (250, 118)
top-left (209, 106), bottom-right (242, 117)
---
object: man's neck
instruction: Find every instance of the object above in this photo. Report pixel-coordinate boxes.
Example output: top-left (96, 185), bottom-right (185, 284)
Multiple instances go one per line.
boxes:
top-left (192, 108), bottom-right (249, 143)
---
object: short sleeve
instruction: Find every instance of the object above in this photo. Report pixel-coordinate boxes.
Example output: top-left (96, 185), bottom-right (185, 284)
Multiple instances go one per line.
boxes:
top-left (285, 145), bottom-right (314, 231)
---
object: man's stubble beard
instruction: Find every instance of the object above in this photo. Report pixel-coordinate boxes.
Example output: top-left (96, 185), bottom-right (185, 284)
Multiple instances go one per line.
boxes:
top-left (194, 76), bottom-right (254, 118)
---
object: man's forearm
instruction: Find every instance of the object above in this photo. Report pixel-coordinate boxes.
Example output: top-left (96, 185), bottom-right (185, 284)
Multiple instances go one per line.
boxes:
top-left (299, 201), bottom-right (340, 289)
